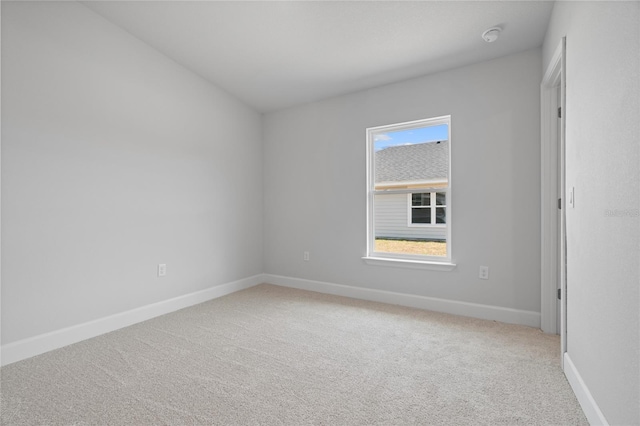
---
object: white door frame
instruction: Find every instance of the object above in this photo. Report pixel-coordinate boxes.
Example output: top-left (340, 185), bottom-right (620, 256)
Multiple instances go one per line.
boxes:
top-left (540, 38), bottom-right (567, 366)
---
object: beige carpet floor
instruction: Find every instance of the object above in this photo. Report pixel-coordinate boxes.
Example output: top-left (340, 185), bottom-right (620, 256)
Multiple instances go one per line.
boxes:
top-left (1, 284), bottom-right (587, 425)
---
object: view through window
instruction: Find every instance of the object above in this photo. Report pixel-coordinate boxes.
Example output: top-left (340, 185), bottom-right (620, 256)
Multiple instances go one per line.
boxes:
top-left (367, 116), bottom-right (451, 261)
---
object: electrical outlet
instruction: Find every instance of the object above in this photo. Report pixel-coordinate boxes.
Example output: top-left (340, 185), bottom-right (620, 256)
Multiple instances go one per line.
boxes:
top-left (158, 263), bottom-right (167, 277)
top-left (479, 266), bottom-right (489, 280)
top-left (303, 251), bottom-right (310, 261)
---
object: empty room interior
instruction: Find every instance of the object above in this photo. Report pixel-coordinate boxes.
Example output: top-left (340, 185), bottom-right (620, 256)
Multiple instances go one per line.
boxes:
top-left (1, 1), bottom-right (638, 425)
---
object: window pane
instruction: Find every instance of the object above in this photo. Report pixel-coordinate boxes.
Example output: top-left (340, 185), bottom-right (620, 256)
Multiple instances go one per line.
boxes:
top-left (374, 126), bottom-right (449, 187)
top-left (412, 193), bottom-right (430, 206)
top-left (412, 207), bottom-right (431, 224)
top-left (369, 117), bottom-right (450, 259)
top-left (374, 239), bottom-right (447, 257)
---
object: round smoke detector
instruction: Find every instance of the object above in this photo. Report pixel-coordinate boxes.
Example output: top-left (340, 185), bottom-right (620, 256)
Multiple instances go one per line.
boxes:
top-left (482, 27), bottom-right (502, 43)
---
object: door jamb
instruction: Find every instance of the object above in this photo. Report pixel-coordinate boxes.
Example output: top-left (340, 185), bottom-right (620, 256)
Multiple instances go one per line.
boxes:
top-left (540, 38), bottom-right (567, 367)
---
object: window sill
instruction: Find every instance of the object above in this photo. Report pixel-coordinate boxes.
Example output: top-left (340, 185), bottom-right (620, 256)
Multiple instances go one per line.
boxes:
top-left (362, 256), bottom-right (456, 271)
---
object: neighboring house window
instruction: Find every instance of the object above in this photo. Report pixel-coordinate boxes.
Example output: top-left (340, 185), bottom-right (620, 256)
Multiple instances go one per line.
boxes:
top-left (410, 192), bottom-right (446, 225)
top-left (366, 115), bottom-right (451, 262)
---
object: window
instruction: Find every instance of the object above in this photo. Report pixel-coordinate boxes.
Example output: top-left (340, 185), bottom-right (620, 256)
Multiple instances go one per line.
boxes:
top-left (366, 116), bottom-right (452, 265)
top-left (409, 192), bottom-right (446, 225)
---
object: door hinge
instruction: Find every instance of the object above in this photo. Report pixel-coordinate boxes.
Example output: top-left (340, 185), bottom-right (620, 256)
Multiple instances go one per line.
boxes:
top-left (557, 288), bottom-right (562, 300)
top-left (558, 107), bottom-right (562, 118)
top-left (558, 198), bottom-right (562, 209)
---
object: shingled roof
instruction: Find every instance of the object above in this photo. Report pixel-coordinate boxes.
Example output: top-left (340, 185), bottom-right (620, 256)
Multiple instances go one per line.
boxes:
top-left (375, 140), bottom-right (448, 184)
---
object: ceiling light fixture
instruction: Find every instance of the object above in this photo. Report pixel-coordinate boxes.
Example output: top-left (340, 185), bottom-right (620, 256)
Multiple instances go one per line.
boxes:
top-left (482, 27), bottom-right (502, 43)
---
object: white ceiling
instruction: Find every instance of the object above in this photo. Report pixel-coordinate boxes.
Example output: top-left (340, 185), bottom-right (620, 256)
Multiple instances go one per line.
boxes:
top-left (83, 1), bottom-right (554, 112)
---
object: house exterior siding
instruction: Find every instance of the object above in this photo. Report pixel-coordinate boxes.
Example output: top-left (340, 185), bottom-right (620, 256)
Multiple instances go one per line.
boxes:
top-left (374, 193), bottom-right (447, 240)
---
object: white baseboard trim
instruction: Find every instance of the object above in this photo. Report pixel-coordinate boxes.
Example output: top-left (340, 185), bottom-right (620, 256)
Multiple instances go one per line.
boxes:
top-left (264, 274), bottom-right (541, 328)
top-left (1, 274), bottom-right (265, 367)
top-left (564, 352), bottom-right (609, 426)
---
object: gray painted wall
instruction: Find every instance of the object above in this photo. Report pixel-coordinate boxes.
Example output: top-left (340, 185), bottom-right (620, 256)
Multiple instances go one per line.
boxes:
top-left (263, 48), bottom-right (542, 313)
top-left (543, 2), bottom-right (639, 424)
top-left (1, 2), bottom-right (263, 344)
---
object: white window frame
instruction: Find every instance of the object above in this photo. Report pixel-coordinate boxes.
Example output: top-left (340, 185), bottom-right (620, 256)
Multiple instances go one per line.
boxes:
top-left (364, 115), bottom-right (454, 270)
top-left (407, 192), bottom-right (447, 228)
